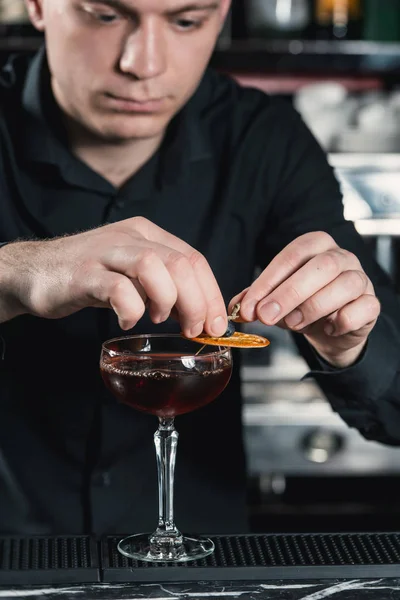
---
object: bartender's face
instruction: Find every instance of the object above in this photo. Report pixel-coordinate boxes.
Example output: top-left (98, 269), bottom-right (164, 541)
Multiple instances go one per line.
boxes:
top-left (26, 0), bottom-right (231, 142)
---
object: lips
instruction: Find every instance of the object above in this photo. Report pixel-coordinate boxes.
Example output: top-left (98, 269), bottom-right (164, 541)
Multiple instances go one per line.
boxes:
top-left (105, 93), bottom-right (166, 113)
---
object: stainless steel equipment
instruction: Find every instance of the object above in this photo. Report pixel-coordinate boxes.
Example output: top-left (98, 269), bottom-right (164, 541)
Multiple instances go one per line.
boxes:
top-left (334, 153), bottom-right (400, 279)
top-left (242, 342), bottom-right (400, 477)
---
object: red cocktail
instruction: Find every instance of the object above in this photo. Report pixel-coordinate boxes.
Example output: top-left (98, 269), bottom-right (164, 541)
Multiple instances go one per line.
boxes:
top-left (101, 352), bottom-right (231, 417)
top-left (100, 334), bottom-right (232, 562)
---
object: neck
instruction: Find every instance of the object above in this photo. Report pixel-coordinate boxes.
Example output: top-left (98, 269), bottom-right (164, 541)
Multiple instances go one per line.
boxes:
top-left (66, 119), bottom-right (164, 188)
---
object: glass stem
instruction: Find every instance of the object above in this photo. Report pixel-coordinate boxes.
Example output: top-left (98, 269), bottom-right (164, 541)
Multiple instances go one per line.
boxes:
top-left (150, 417), bottom-right (182, 553)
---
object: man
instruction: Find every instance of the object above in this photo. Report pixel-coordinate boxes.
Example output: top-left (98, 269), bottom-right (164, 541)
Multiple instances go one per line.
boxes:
top-left (0, 0), bottom-right (399, 536)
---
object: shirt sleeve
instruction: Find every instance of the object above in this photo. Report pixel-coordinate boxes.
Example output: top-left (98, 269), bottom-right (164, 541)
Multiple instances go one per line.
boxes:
top-left (255, 100), bottom-right (400, 446)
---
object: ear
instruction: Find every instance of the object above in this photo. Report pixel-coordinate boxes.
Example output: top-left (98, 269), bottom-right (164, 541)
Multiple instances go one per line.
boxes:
top-left (24, 0), bottom-right (45, 31)
top-left (220, 0), bottom-right (232, 24)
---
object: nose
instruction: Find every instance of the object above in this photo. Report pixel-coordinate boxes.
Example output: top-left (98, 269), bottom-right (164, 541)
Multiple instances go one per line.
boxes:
top-left (119, 18), bottom-right (167, 80)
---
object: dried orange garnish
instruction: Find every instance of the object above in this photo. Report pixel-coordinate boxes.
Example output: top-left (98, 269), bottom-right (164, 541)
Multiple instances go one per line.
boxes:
top-left (186, 331), bottom-right (270, 348)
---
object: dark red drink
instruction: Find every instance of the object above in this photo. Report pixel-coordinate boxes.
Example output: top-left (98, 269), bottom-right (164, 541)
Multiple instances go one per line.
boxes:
top-left (100, 352), bottom-right (232, 418)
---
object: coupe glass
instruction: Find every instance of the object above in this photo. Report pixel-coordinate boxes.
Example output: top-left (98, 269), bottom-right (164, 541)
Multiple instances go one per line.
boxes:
top-left (100, 334), bottom-right (232, 562)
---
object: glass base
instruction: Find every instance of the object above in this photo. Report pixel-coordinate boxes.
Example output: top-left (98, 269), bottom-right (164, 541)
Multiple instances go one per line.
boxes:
top-left (117, 533), bottom-right (215, 563)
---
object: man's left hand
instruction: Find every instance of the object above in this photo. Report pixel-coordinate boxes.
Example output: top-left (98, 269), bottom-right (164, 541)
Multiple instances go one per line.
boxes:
top-left (229, 232), bottom-right (381, 369)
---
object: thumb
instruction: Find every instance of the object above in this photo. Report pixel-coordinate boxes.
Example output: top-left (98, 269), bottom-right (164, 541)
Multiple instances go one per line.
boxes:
top-left (227, 288), bottom-right (249, 322)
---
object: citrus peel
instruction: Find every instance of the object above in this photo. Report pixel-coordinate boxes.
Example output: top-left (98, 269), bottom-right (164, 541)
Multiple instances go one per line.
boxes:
top-left (185, 331), bottom-right (270, 348)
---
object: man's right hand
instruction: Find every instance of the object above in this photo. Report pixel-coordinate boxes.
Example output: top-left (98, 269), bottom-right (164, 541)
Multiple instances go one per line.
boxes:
top-left (0, 217), bottom-right (228, 338)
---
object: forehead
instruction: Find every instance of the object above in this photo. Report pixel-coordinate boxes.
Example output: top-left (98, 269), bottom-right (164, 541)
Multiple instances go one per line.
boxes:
top-left (78, 0), bottom-right (221, 11)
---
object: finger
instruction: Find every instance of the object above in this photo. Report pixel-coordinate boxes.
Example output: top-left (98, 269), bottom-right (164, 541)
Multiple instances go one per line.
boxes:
top-left (227, 288), bottom-right (249, 322)
top-left (134, 252), bottom-right (178, 324)
top-left (103, 248), bottom-right (178, 324)
top-left (89, 269), bottom-right (146, 330)
top-left (163, 251), bottom-right (209, 338)
top-left (131, 218), bottom-right (227, 335)
top-left (131, 279), bottom-right (147, 304)
top-left (155, 241), bottom-right (227, 336)
top-left (131, 280), bottom-right (174, 325)
top-left (284, 270), bottom-right (370, 331)
top-left (105, 245), bottom-right (206, 336)
top-left (256, 248), bottom-right (361, 326)
top-left (188, 251), bottom-right (228, 336)
top-left (240, 232), bottom-right (338, 321)
top-left (326, 294), bottom-right (381, 338)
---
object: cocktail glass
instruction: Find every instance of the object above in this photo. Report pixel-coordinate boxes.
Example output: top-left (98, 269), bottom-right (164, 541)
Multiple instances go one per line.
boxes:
top-left (100, 333), bottom-right (232, 562)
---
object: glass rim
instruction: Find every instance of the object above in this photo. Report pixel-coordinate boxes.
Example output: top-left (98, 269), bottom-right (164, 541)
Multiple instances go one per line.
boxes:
top-left (101, 333), bottom-right (231, 359)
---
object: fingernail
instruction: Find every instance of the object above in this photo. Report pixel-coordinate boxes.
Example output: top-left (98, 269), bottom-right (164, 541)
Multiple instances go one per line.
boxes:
top-left (188, 322), bottom-right (204, 338)
top-left (156, 313), bottom-right (170, 324)
top-left (211, 315), bottom-right (226, 337)
top-left (258, 301), bottom-right (281, 324)
top-left (285, 309), bottom-right (303, 329)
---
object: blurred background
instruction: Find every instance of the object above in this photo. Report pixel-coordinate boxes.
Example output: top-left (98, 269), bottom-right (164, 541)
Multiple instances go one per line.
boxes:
top-left (3, 0), bottom-right (400, 534)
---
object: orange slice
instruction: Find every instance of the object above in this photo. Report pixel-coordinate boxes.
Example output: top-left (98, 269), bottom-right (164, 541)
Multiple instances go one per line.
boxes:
top-left (184, 331), bottom-right (270, 348)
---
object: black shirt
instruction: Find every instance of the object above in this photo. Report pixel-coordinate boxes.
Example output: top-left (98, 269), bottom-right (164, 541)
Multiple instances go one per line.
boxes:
top-left (1, 47), bottom-right (400, 536)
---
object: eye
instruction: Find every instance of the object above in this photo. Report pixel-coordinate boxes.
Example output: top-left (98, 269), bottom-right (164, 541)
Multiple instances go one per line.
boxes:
top-left (81, 3), bottom-right (121, 24)
top-left (97, 12), bottom-right (119, 23)
top-left (174, 17), bottom-right (202, 30)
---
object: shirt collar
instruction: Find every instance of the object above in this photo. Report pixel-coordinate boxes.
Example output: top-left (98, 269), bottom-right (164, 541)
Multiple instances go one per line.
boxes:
top-left (22, 44), bottom-right (45, 123)
top-left (22, 44), bottom-right (90, 183)
top-left (21, 45), bottom-right (212, 181)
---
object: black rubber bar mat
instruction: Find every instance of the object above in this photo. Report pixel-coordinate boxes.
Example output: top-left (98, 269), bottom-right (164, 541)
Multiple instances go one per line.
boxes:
top-left (0, 535), bottom-right (99, 584)
top-left (2, 533), bottom-right (400, 584)
top-left (102, 532), bottom-right (400, 582)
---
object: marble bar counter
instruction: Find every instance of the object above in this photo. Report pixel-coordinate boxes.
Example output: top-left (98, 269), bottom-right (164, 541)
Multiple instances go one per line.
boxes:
top-left (3, 533), bottom-right (400, 598)
top-left (2, 579), bottom-right (400, 599)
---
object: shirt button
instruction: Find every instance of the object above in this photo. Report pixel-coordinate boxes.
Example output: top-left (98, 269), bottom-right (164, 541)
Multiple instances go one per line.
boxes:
top-left (93, 471), bottom-right (111, 487)
top-left (115, 198), bottom-right (125, 209)
top-left (363, 422), bottom-right (381, 437)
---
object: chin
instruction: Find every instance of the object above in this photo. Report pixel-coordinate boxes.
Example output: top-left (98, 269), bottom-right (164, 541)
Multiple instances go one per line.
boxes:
top-left (96, 113), bottom-right (171, 142)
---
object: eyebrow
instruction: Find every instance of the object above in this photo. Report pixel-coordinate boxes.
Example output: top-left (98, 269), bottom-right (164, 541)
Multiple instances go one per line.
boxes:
top-left (82, 0), bottom-right (220, 16)
top-left (166, 2), bottom-right (220, 15)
